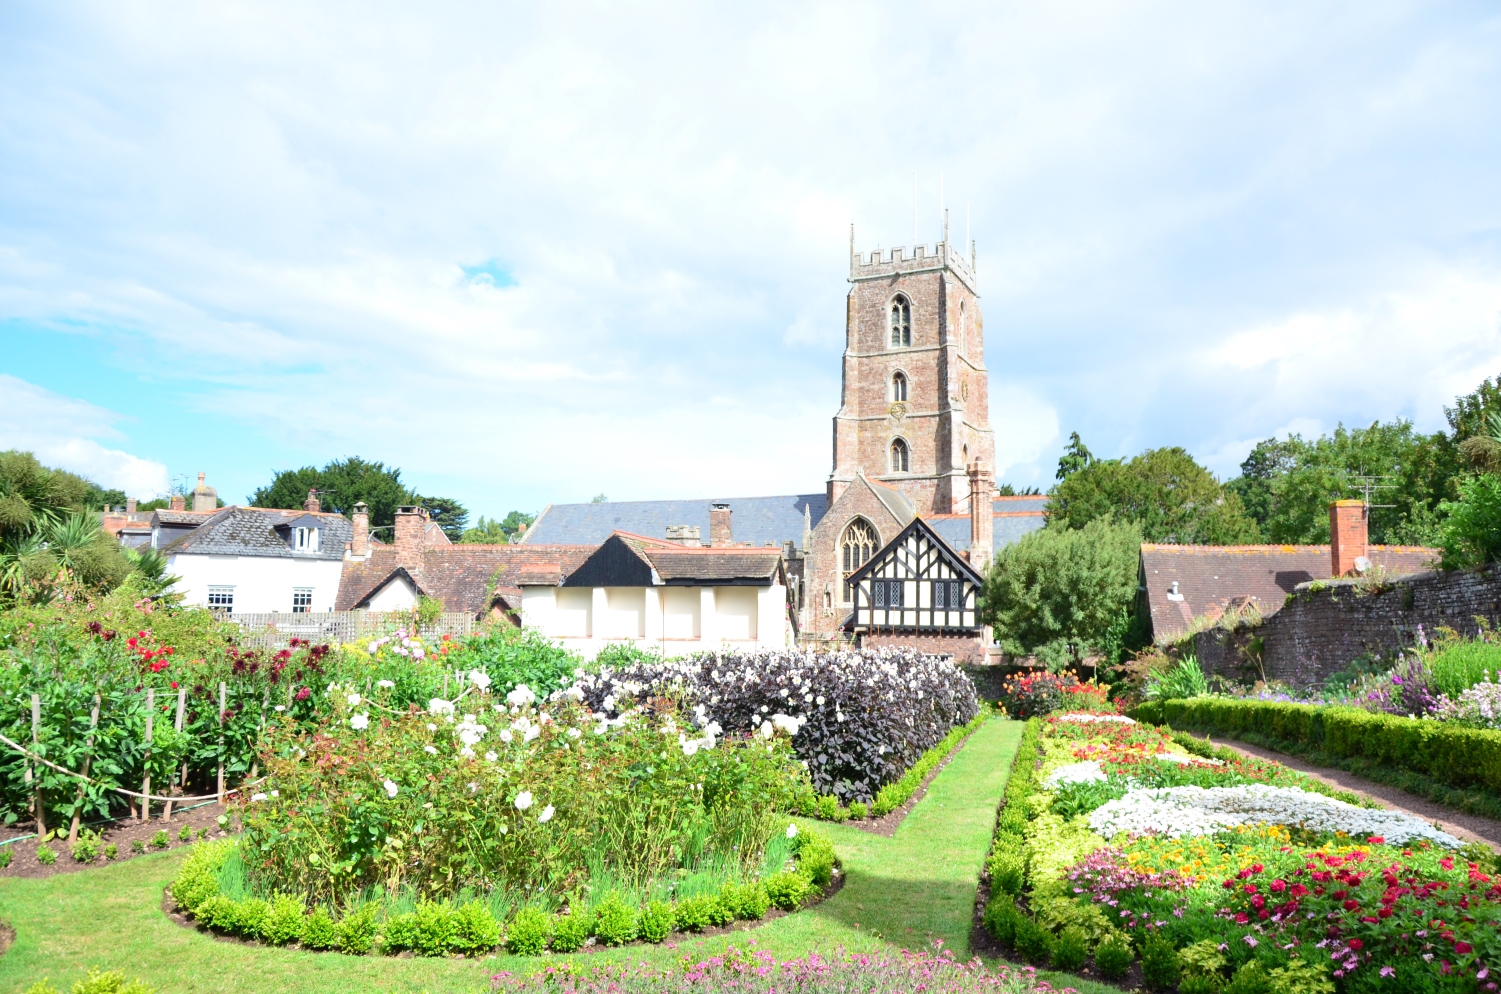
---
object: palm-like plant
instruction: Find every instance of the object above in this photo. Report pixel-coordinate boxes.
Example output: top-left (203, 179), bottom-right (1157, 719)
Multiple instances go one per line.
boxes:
top-left (122, 546), bottom-right (181, 597)
top-left (1458, 412), bottom-right (1501, 473)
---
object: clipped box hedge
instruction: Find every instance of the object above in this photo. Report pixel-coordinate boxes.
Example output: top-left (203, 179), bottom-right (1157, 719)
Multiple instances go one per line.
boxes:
top-left (1131, 697), bottom-right (1501, 795)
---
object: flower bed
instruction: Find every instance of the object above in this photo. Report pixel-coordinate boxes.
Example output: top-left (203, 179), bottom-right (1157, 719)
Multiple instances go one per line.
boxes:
top-left (982, 710), bottom-right (1497, 992)
top-left (998, 670), bottom-right (1109, 720)
top-left (169, 676), bottom-right (836, 957)
top-left (570, 648), bottom-right (980, 807)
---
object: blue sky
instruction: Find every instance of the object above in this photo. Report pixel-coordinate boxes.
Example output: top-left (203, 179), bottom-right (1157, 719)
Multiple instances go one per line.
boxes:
top-left (2, 2), bottom-right (1499, 521)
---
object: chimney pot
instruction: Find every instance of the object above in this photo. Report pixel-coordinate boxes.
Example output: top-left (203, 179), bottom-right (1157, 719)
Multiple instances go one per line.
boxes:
top-left (709, 503), bottom-right (733, 547)
top-left (170, 494), bottom-right (186, 512)
top-left (394, 505), bottom-right (428, 570)
top-left (967, 462), bottom-right (994, 569)
top-left (351, 501), bottom-right (370, 557)
top-left (1329, 500), bottom-right (1368, 577)
top-left (304, 489), bottom-right (321, 514)
top-left (126, 498), bottom-right (137, 514)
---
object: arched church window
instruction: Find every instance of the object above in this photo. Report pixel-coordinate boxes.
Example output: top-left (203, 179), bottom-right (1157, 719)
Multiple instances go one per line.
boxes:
top-left (891, 439), bottom-right (910, 473)
top-left (958, 300), bottom-right (966, 353)
top-left (889, 296), bottom-right (911, 348)
top-left (841, 518), bottom-right (877, 604)
top-left (891, 371), bottom-right (908, 402)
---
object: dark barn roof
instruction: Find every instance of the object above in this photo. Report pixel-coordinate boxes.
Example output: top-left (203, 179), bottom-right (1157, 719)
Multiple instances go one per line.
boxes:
top-left (159, 507), bottom-right (352, 561)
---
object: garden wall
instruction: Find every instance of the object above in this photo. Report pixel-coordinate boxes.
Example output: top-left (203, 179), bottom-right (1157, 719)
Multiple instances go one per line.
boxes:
top-left (1193, 564), bottom-right (1501, 687)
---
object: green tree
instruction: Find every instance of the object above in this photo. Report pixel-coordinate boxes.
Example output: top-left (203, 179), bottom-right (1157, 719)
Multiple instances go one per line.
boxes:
top-left (413, 495), bottom-right (469, 542)
top-left (996, 484), bottom-right (1042, 497)
top-left (1436, 474), bottom-right (1501, 569)
top-left (1446, 372), bottom-right (1501, 442)
top-left (0, 451), bottom-right (136, 603)
top-left (1055, 432), bottom-right (1094, 481)
top-left (1048, 447), bottom-right (1260, 544)
top-left (591, 493), bottom-right (608, 503)
top-left (460, 510), bottom-right (535, 544)
top-left (82, 483), bottom-right (127, 511)
top-left (982, 517), bottom-right (1143, 669)
top-left (1227, 422), bottom-right (1457, 545)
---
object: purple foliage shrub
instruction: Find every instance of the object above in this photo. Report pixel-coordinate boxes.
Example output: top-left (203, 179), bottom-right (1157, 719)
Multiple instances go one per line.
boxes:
top-left (570, 648), bottom-right (981, 804)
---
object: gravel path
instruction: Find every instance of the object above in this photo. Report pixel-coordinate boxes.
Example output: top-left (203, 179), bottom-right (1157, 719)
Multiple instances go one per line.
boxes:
top-left (1183, 731), bottom-right (1501, 852)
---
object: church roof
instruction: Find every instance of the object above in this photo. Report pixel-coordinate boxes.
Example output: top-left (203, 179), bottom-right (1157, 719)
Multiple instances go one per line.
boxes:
top-left (523, 493), bottom-right (827, 548)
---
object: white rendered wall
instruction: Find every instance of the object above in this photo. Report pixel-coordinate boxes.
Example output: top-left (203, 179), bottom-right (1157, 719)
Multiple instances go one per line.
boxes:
top-left (166, 554), bottom-right (345, 614)
top-left (519, 583), bottom-right (789, 659)
top-left (365, 575), bottom-right (418, 611)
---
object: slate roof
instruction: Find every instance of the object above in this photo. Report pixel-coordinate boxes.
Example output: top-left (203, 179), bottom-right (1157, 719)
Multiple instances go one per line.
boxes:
top-left (335, 544), bottom-right (596, 615)
top-left (1141, 543), bottom-right (1441, 642)
top-left (152, 510), bottom-right (218, 526)
top-left (158, 507), bottom-right (353, 561)
top-left (927, 508), bottom-right (1048, 553)
top-left (523, 494), bottom-right (827, 547)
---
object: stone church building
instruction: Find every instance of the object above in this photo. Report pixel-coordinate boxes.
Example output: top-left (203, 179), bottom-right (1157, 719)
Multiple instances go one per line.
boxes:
top-left (521, 232), bottom-right (1045, 659)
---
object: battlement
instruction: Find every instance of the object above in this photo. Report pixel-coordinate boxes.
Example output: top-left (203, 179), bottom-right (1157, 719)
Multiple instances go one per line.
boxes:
top-left (850, 239), bottom-right (977, 294)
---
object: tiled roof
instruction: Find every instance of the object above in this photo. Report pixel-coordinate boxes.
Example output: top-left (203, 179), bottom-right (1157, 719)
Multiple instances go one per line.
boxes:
top-left (523, 493), bottom-right (827, 547)
top-left (335, 544), bottom-right (596, 614)
top-left (639, 546), bottom-right (784, 583)
top-left (159, 507), bottom-right (352, 561)
top-left (152, 510), bottom-right (218, 526)
top-left (993, 495), bottom-right (1049, 513)
top-left (1141, 543), bottom-right (1440, 642)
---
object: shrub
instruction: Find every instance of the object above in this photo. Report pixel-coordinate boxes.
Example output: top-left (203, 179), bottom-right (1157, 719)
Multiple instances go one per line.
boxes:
top-left (449, 900), bottom-right (501, 955)
top-left (847, 801), bottom-right (868, 819)
top-left (793, 827), bottom-right (836, 888)
top-left (1051, 925), bottom-right (1088, 972)
top-left (194, 895), bottom-right (237, 931)
top-left (0, 847), bottom-right (11, 869)
top-left (636, 900), bottom-right (674, 943)
top-left (259, 894), bottom-right (305, 945)
top-left (103, 843), bottom-right (117, 860)
top-left (591, 893), bottom-right (637, 946)
top-left (230, 898), bottom-right (269, 938)
top-left (334, 903), bottom-right (377, 954)
top-left (1093, 932), bottom-right (1133, 980)
top-left (1429, 637), bottom-right (1501, 697)
top-left (1267, 957), bottom-right (1334, 994)
top-left (1011, 914), bottom-right (1053, 964)
top-left (177, 824), bottom-right (193, 843)
top-left (720, 880), bottom-right (770, 920)
top-left (1179, 976), bottom-right (1225, 994)
top-left (1437, 473), bottom-right (1501, 569)
top-left (131, 840), bottom-right (145, 854)
top-left (815, 795), bottom-right (839, 820)
top-left (72, 830), bottom-right (101, 863)
top-left (1140, 934), bottom-right (1181, 991)
top-left (36, 842), bottom-right (56, 865)
top-left (151, 830), bottom-right (169, 850)
top-left (982, 895), bottom-right (1022, 945)
top-left (169, 840), bottom-right (235, 913)
top-left (763, 870), bottom-right (812, 911)
top-left (673, 894), bottom-right (716, 932)
top-left (705, 890), bottom-right (736, 927)
top-left (987, 848), bottom-right (1024, 895)
top-left (998, 670), bottom-right (1108, 719)
top-left (572, 647), bottom-right (981, 804)
top-left (549, 907), bottom-right (592, 952)
top-left (1225, 960), bottom-right (1272, 994)
top-left (1143, 655), bottom-right (1208, 701)
top-left (300, 906), bottom-right (339, 950)
top-left (505, 907), bottom-right (551, 955)
top-left (58, 969), bottom-right (156, 994)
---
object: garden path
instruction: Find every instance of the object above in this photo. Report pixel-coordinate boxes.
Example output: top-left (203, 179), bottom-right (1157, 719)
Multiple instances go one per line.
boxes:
top-left (0, 719), bottom-right (1122, 994)
top-left (1185, 732), bottom-right (1501, 851)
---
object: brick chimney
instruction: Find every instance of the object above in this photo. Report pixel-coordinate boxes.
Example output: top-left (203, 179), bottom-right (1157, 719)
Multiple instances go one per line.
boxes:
top-left (967, 462), bottom-right (995, 569)
top-left (126, 498), bottom-right (137, 514)
top-left (191, 472), bottom-right (217, 512)
top-left (1329, 500), bottom-right (1368, 577)
top-left (170, 494), bottom-right (186, 512)
top-left (394, 505), bottom-right (427, 570)
top-left (351, 501), bottom-right (370, 558)
top-left (303, 489), bottom-right (320, 514)
top-left (709, 503), bottom-right (733, 547)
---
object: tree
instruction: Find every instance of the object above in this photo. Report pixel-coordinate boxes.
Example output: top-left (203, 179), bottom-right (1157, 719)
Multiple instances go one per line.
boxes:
top-left (1446, 372), bottom-right (1501, 442)
top-left (1048, 447), bottom-right (1261, 544)
top-left (1055, 432), bottom-right (1094, 481)
top-left (996, 484), bottom-right (1042, 497)
top-left (982, 517), bottom-right (1143, 669)
top-left (591, 493), bottom-right (608, 503)
top-left (460, 510), bottom-right (536, 544)
top-left (1436, 474), bottom-right (1501, 570)
top-left (413, 495), bottom-right (469, 542)
top-left (82, 483), bottom-right (127, 511)
top-left (1226, 422), bottom-right (1457, 546)
top-left (251, 457), bottom-right (464, 536)
top-left (0, 451), bottom-right (136, 603)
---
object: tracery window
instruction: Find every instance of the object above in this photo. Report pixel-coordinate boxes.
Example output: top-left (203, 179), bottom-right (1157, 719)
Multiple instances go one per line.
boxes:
top-left (840, 518), bottom-right (877, 603)
top-left (889, 295), bottom-right (911, 348)
top-left (890, 439), bottom-right (910, 473)
top-left (891, 371), bottom-right (908, 402)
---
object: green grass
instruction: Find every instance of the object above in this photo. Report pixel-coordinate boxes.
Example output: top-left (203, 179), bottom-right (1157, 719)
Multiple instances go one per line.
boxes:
top-left (0, 719), bottom-right (1117, 994)
top-left (1429, 638), bottom-right (1501, 697)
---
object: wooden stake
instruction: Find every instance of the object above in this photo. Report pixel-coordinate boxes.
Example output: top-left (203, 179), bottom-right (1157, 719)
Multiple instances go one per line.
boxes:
top-left (141, 688), bottom-right (154, 822)
top-left (164, 689), bottom-right (185, 822)
top-left (67, 694), bottom-right (101, 843)
top-left (28, 694), bottom-right (43, 837)
top-left (216, 682), bottom-right (226, 804)
top-left (250, 687), bottom-right (268, 780)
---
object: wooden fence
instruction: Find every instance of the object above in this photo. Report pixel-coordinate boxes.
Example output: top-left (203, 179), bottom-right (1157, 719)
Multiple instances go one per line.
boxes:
top-left (226, 611), bottom-right (476, 650)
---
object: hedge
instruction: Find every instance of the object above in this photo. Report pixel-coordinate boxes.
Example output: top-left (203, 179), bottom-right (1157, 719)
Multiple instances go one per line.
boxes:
top-left (1131, 697), bottom-right (1501, 796)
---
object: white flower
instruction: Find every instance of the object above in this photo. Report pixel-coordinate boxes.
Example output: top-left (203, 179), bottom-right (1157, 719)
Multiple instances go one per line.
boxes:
top-left (251, 792), bottom-right (268, 802)
top-left (347, 692), bottom-right (361, 706)
top-left (350, 712), bottom-right (370, 730)
top-left (786, 823), bottom-right (798, 839)
top-left (506, 684), bottom-right (536, 707)
top-left (485, 751), bottom-right (498, 762)
top-left (515, 790), bottom-right (534, 811)
top-left (1042, 761), bottom-right (1108, 789)
top-left (412, 646), bottom-right (425, 659)
top-left (602, 693), bottom-right (617, 712)
top-left (469, 669), bottom-right (492, 691)
top-left (499, 729), bottom-right (514, 743)
top-left (427, 722), bottom-right (437, 731)
top-left (567, 727), bottom-right (581, 739)
top-left (423, 801), bottom-right (433, 809)
top-left (270, 789), bottom-right (279, 798)
top-left (367, 644), bottom-right (379, 655)
top-left (816, 695), bottom-right (825, 705)
top-left (1056, 713), bottom-right (1136, 725)
top-left (429, 698), bottom-right (455, 716)
top-left (274, 705), bottom-right (285, 712)
top-left (498, 824), bottom-right (508, 835)
top-left (681, 738), bottom-right (700, 757)
top-left (562, 686), bottom-right (584, 701)
top-left (424, 745), bottom-right (438, 755)
top-left (384, 779), bottom-right (399, 798)
top-left (523, 725), bottom-right (541, 743)
top-left (377, 679), bottom-right (395, 689)
top-left (771, 713), bottom-right (803, 735)
top-left (759, 720), bottom-right (774, 739)
top-left (538, 804), bottom-right (555, 823)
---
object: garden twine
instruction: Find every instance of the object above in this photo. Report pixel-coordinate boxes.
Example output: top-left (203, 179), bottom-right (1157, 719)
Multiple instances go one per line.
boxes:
top-left (0, 730), bottom-right (264, 804)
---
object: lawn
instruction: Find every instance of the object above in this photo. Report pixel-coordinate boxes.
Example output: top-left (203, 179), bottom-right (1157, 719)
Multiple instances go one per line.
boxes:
top-left (0, 718), bottom-right (1115, 994)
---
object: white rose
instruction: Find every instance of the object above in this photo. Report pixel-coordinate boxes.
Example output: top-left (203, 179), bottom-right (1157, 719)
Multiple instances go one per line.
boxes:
top-left (377, 679), bottom-right (395, 689)
top-left (346, 692), bottom-right (361, 706)
top-left (515, 790), bottom-right (534, 811)
top-left (383, 779), bottom-right (399, 798)
top-left (538, 804), bottom-right (555, 824)
top-left (469, 669), bottom-right (492, 691)
top-left (350, 712), bottom-right (370, 730)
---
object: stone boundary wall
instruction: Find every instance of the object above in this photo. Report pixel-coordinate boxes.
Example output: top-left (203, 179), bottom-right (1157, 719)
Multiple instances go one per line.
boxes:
top-left (1194, 565), bottom-right (1501, 688)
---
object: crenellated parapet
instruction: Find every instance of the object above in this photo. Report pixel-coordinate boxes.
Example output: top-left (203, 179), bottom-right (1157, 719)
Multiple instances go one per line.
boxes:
top-left (849, 240), bottom-right (978, 296)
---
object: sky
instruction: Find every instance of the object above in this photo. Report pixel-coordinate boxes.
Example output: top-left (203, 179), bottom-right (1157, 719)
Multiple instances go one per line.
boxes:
top-left (2, 2), bottom-right (1500, 522)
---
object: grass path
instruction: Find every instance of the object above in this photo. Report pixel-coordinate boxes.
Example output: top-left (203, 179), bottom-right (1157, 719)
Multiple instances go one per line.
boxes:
top-left (0, 718), bottom-right (1113, 994)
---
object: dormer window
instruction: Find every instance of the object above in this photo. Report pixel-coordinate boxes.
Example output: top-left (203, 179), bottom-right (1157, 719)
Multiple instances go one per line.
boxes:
top-left (294, 526), bottom-right (320, 553)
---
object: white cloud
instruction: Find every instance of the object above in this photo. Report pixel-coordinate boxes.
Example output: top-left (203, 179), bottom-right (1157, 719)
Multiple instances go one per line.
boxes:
top-left (0, 375), bottom-right (168, 497)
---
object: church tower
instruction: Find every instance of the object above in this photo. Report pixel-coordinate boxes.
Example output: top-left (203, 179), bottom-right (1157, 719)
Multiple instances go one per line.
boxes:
top-left (828, 222), bottom-right (995, 516)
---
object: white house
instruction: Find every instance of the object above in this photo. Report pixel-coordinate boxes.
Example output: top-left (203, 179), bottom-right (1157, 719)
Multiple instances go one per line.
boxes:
top-left (158, 495), bottom-right (353, 615)
top-left (519, 532), bottom-right (793, 658)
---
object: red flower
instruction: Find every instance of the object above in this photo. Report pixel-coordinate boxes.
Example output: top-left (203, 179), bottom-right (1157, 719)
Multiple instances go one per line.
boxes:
top-left (1368, 836), bottom-right (1385, 844)
top-left (1456, 942), bottom-right (1474, 955)
top-left (1235, 913), bottom-right (1249, 924)
top-left (1348, 938), bottom-right (1363, 951)
top-left (1440, 857), bottom-right (1456, 871)
top-left (1270, 879), bottom-right (1287, 893)
top-left (1344, 900), bottom-right (1361, 911)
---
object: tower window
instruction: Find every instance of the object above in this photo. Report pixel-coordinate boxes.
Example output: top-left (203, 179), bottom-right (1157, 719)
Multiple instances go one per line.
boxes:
top-left (891, 372), bottom-right (908, 402)
top-left (889, 295), bottom-right (911, 348)
top-left (891, 439), bottom-right (910, 473)
top-left (840, 518), bottom-right (877, 603)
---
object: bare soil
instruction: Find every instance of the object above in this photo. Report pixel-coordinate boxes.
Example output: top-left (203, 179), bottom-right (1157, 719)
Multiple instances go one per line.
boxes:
top-left (0, 802), bottom-right (240, 880)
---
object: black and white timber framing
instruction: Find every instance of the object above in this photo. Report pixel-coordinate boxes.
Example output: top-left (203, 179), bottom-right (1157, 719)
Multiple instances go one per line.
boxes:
top-left (844, 516), bottom-right (986, 633)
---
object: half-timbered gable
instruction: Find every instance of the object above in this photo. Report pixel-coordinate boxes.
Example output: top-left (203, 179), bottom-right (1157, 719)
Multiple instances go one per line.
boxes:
top-left (845, 517), bottom-right (985, 634)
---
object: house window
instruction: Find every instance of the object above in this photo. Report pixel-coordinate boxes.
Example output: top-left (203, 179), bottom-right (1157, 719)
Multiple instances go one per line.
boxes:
top-left (889, 295), bottom-right (911, 348)
top-left (891, 439), bottom-right (910, 473)
top-left (293, 527), bottom-right (320, 552)
top-left (873, 579), bottom-right (904, 609)
top-left (934, 580), bottom-right (962, 611)
top-left (891, 371), bottom-right (908, 402)
top-left (207, 586), bottom-right (234, 614)
top-left (841, 518), bottom-right (877, 603)
top-left (292, 588), bottom-right (313, 613)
